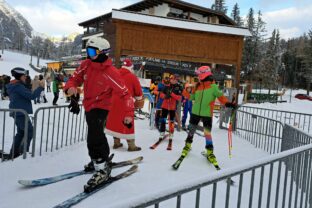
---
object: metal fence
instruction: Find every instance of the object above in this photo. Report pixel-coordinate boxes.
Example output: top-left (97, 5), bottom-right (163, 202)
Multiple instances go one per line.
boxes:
top-left (129, 141), bottom-right (312, 208)
top-left (235, 110), bottom-right (284, 154)
top-left (282, 124), bottom-right (312, 207)
top-left (240, 106), bottom-right (312, 134)
top-left (32, 105), bottom-right (87, 157)
top-left (0, 108), bottom-right (29, 161)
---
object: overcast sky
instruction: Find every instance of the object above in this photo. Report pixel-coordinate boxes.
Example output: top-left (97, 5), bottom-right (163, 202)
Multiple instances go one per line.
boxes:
top-left (7, 0), bottom-right (312, 39)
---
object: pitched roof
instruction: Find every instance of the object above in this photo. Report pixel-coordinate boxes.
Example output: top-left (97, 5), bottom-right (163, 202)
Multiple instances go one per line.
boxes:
top-left (78, 0), bottom-right (235, 26)
top-left (112, 10), bottom-right (251, 37)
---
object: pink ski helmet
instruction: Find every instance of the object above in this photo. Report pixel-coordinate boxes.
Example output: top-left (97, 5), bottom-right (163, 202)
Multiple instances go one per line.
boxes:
top-left (195, 66), bottom-right (212, 81)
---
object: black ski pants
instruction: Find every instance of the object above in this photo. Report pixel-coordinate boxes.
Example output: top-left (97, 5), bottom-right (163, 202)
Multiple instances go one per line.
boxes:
top-left (85, 109), bottom-right (109, 161)
top-left (160, 109), bottom-right (176, 134)
top-left (186, 114), bottom-right (213, 148)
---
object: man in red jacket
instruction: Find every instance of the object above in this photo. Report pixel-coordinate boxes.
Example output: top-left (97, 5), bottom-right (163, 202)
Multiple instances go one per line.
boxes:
top-left (64, 37), bottom-right (134, 192)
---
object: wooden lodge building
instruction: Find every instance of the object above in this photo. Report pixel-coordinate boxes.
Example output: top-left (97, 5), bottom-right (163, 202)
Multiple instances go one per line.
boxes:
top-left (78, 0), bottom-right (251, 88)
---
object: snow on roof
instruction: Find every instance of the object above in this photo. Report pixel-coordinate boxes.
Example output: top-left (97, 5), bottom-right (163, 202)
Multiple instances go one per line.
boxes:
top-left (112, 9), bottom-right (251, 37)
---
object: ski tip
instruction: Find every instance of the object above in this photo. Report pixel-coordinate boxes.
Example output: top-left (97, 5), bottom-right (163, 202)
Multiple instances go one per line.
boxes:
top-left (18, 180), bottom-right (35, 186)
top-left (150, 146), bottom-right (155, 149)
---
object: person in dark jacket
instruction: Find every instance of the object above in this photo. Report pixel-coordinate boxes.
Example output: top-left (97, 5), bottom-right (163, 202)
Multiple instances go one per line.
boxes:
top-left (5, 67), bottom-right (43, 158)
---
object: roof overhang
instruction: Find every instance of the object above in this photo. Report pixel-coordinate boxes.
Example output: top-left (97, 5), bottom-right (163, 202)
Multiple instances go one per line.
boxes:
top-left (112, 9), bottom-right (251, 37)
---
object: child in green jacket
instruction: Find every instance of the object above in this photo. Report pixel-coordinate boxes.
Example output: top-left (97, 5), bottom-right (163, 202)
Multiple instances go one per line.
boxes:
top-left (179, 66), bottom-right (236, 169)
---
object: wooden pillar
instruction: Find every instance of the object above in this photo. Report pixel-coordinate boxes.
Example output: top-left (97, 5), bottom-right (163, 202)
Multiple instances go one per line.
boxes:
top-left (114, 22), bottom-right (121, 68)
top-left (235, 38), bottom-right (244, 102)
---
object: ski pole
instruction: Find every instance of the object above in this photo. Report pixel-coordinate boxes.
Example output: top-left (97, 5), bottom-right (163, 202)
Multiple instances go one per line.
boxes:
top-left (228, 118), bottom-right (233, 158)
top-left (227, 105), bottom-right (237, 158)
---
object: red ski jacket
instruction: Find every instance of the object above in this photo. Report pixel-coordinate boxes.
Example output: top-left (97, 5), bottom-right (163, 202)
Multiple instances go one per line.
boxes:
top-left (160, 85), bottom-right (182, 110)
top-left (64, 59), bottom-right (134, 115)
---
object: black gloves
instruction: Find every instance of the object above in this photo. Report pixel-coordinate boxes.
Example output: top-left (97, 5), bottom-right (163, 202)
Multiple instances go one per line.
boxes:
top-left (68, 94), bottom-right (80, 115)
top-left (172, 84), bottom-right (182, 95)
top-left (123, 121), bottom-right (133, 129)
top-left (225, 102), bottom-right (237, 109)
top-left (163, 87), bottom-right (172, 99)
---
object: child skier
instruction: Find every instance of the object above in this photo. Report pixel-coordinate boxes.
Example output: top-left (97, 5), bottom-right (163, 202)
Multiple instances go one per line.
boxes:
top-left (153, 74), bottom-right (182, 150)
top-left (173, 66), bottom-right (236, 169)
top-left (181, 83), bottom-right (193, 130)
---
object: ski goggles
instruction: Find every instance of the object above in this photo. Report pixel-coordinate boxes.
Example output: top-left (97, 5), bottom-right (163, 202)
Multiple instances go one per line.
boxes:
top-left (86, 47), bottom-right (101, 57)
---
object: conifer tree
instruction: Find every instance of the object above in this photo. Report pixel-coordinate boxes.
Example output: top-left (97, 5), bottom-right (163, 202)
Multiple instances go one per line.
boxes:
top-left (231, 3), bottom-right (242, 26)
top-left (211, 0), bottom-right (227, 14)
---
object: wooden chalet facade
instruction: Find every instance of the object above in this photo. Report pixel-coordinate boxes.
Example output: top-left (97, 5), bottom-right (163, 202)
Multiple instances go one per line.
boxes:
top-left (78, 0), bottom-right (251, 89)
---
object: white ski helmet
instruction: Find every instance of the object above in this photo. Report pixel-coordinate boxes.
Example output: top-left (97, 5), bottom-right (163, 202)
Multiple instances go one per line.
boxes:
top-left (86, 37), bottom-right (111, 54)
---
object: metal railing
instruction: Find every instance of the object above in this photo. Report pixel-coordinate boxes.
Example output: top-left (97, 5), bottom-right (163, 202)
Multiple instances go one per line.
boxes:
top-left (240, 106), bottom-right (312, 134)
top-left (235, 110), bottom-right (284, 154)
top-left (32, 105), bottom-right (87, 157)
top-left (0, 108), bottom-right (29, 161)
top-left (282, 124), bottom-right (312, 152)
top-left (128, 141), bottom-right (312, 208)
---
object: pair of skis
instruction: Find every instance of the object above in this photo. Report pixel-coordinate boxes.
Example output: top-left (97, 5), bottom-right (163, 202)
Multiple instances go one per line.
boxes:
top-left (150, 134), bottom-right (172, 150)
top-left (19, 156), bottom-right (143, 208)
top-left (172, 152), bottom-right (234, 185)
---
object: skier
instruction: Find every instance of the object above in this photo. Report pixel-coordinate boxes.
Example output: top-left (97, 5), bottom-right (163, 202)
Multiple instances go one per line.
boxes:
top-left (151, 76), bottom-right (168, 130)
top-left (155, 74), bottom-right (182, 150)
top-left (52, 75), bottom-right (61, 105)
top-left (5, 67), bottom-right (43, 158)
top-left (38, 74), bottom-right (48, 103)
top-left (181, 83), bottom-right (193, 130)
top-left (174, 66), bottom-right (236, 169)
top-left (105, 58), bottom-right (144, 151)
top-left (64, 37), bottom-right (134, 192)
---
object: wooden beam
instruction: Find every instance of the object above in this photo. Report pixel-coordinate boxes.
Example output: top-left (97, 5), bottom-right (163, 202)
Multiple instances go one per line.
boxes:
top-left (234, 38), bottom-right (244, 102)
top-left (114, 23), bottom-right (122, 68)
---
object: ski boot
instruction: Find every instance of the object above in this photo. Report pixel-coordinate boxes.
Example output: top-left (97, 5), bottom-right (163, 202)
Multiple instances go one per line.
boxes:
top-left (167, 133), bottom-right (174, 150)
top-left (181, 142), bottom-right (192, 157)
top-left (84, 161), bottom-right (95, 172)
top-left (84, 155), bottom-right (113, 193)
top-left (182, 124), bottom-right (187, 131)
top-left (206, 145), bottom-right (220, 170)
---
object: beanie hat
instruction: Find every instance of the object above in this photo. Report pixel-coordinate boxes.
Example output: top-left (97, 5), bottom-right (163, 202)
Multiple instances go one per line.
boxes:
top-left (122, 59), bottom-right (134, 71)
top-left (195, 66), bottom-right (213, 81)
top-left (11, 67), bottom-right (27, 80)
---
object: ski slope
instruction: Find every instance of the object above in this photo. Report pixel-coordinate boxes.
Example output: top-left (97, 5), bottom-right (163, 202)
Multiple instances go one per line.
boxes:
top-left (1, 51), bottom-right (312, 208)
top-left (0, 50), bottom-right (53, 77)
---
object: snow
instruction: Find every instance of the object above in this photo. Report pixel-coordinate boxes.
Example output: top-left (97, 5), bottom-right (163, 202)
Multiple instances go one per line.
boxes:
top-left (0, 50), bottom-right (53, 77)
top-left (0, 51), bottom-right (312, 208)
top-left (112, 10), bottom-right (251, 37)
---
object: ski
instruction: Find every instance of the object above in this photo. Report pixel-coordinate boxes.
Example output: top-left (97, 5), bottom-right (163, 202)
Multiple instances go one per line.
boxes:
top-left (201, 151), bottom-right (235, 185)
top-left (53, 165), bottom-right (138, 208)
top-left (18, 156), bottom-right (143, 187)
top-left (150, 134), bottom-right (169, 149)
top-left (172, 155), bottom-right (186, 170)
top-left (167, 139), bottom-right (173, 150)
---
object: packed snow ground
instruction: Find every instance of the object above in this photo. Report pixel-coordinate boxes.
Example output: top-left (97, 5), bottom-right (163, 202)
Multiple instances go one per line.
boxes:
top-left (1, 51), bottom-right (312, 208)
